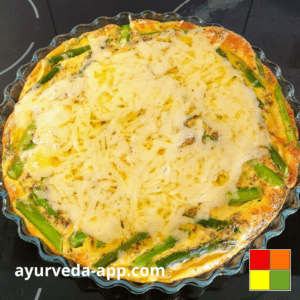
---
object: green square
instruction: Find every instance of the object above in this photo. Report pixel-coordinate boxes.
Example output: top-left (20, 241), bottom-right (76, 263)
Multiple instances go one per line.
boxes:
top-left (270, 270), bottom-right (290, 290)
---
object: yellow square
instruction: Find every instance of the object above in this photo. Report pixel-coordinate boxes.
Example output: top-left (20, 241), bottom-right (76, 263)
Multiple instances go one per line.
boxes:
top-left (250, 270), bottom-right (270, 290)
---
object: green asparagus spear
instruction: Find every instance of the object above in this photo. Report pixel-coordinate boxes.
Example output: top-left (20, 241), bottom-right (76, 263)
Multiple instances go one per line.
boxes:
top-left (7, 121), bottom-right (38, 180)
top-left (22, 142), bottom-right (37, 151)
top-left (16, 200), bottom-right (62, 252)
top-left (197, 218), bottom-right (233, 231)
top-left (244, 68), bottom-right (265, 88)
top-left (38, 65), bottom-right (61, 85)
top-left (93, 232), bottom-right (149, 268)
top-left (48, 45), bottom-right (91, 65)
top-left (227, 52), bottom-right (265, 89)
top-left (216, 48), bottom-right (227, 58)
top-left (30, 191), bottom-right (58, 218)
top-left (274, 84), bottom-right (298, 143)
top-left (153, 239), bottom-right (235, 270)
top-left (131, 236), bottom-right (177, 267)
top-left (119, 24), bottom-right (131, 43)
top-left (16, 121), bottom-right (36, 151)
top-left (217, 48), bottom-right (265, 90)
top-left (96, 240), bottom-right (106, 248)
top-left (227, 186), bottom-right (264, 206)
top-left (7, 156), bottom-right (25, 180)
top-left (69, 231), bottom-right (88, 248)
top-left (248, 160), bottom-right (284, 186)
top-left (269, 145), bottom-right (288, 177)
top-left (255, 54), bottom-right (265, 77)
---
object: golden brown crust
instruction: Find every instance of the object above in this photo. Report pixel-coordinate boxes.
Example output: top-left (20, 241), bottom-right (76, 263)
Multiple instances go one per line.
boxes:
top-left (204, 26), bottom-right (257, 70)
top-left (2, 19), bottom-right (299, 283)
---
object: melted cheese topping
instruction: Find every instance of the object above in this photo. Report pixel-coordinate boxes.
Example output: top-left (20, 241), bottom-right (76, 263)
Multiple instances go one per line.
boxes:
top-left (13, 28), bottom-right (270, 243)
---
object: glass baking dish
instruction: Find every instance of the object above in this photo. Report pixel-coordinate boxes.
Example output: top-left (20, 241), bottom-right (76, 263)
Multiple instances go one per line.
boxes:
top-left (0, 10), bottom-right (299, 295)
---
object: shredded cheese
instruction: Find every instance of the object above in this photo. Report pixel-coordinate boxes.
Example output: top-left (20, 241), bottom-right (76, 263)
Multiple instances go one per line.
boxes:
top-left (14, 28), bottom-right (270, 243)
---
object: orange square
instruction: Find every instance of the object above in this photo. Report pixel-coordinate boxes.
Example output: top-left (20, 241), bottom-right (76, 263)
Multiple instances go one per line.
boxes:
top-left (270, 250), bottom-right (290, 270)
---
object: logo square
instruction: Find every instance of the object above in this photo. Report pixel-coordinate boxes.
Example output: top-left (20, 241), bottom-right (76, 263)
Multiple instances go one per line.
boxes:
top-left (250, 270), bottom-right (270, 290)
top-left (270, 250), bottom-right (290, 270)
top-left (270, 270), bottom-right (291, 291)
top-left (250, 249), bottom-right (270, 270)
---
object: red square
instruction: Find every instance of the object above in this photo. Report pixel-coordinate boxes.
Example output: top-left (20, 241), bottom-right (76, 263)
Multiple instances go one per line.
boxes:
top-left (250, 250), bottom-right (270, 270)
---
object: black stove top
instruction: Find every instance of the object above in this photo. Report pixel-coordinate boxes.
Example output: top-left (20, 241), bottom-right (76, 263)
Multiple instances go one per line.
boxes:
top-left (1, 1), bottom-right (300, 299)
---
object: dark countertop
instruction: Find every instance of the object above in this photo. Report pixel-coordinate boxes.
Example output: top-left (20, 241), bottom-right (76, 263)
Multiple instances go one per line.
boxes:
top-left (0, 0), bottom-right (300, 299)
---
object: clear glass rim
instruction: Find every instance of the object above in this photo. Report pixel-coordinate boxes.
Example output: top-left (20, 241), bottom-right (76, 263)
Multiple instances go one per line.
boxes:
top-left (0, 10), bottom-right (299, 295)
